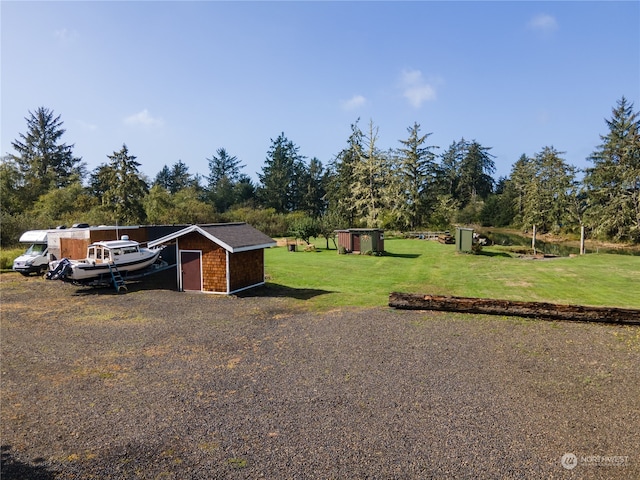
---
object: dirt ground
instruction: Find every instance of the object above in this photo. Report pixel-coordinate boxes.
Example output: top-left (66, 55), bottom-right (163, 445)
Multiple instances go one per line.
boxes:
top-left (1, 274), bottom-right (639, 479)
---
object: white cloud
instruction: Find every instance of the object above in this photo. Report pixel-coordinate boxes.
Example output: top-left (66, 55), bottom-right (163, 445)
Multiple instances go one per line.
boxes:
top-left (123, 109), bottom-right (164, 128)
top-left (78, 120), bottom-right (98, 131)
top-left (399, 69), bottom-right (437, 108)
top-left (528, 14), bottom-right (559, 33)
top-left (54, 28), bottom-right (78, 42)
top-left (341, 94), bottom-right (367, 111)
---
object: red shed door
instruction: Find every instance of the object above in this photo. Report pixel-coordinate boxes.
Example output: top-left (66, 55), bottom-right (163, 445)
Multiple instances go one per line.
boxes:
top-left (180, 251), bottom-right (202, 291)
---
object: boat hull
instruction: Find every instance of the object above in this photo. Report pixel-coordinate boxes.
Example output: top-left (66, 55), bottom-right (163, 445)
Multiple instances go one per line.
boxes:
top-left (51, 249), bottom-right (161, 282)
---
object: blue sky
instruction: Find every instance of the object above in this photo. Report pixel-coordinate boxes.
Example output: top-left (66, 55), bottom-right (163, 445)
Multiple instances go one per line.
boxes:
top-left (2, 1), bottom-right (639, 185)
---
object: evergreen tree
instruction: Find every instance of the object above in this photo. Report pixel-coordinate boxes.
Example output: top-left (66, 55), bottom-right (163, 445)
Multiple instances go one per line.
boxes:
top-left (392, 122), bottom-right (439, 229)
top-left (90, 144), bottom-right (148, 224)
top-left (205, 148), bottom-right (252, 213)
top-left (154, 165), bottom-right (172, 191)
top-left (584, 97), bottom-right (640, 242)
top-left (522, 146), bottom-right (576, 232)
top-left (456, 141), bottom-right (495, 206)
top-left (507, 154), bottom-right (534, 226)
top-left (206, 148), bottom-right (245, 186)
top-left (299, 157), bottom-right (327, 218)
top-left (351, 120), bottom-right (390, 228)
top-left (326, 120), bottom-right (363, 227)
top-left (257, 133), bottom-right (305, 213)
top-left (154, 160), bottom-right (196, 194)
top-left (439, 138), bottom-right (467, 198)
top-left (9, 107), bottom-right (85, 205)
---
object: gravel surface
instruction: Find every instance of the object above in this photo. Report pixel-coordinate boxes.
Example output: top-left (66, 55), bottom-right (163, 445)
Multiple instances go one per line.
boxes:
top-left (1, 274), bottom-right (639, 479)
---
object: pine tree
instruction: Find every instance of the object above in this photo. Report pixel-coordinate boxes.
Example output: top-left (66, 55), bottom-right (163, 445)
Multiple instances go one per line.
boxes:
top-left (91, 144), bottom-right (148, 224)
top-left (326, 120), bottom-right (363, 227)
top-left (439, 138), bottom-right (467, 198)
top-left (257, 133), bottom-right (305, 213)
top-left (508, 154), bottom-right (534, 225)
top-left (522, 146), bottom-right (576, 233)
top-left (205, 148), bottom-right (252, 213)
top-left (393, 122), bottom-right (439, 229)
top-left (9, 107), bottom-right (84, 205)
top-left (206, 148), bottom-right (245, 187)
top-left (456, 141), bottom-right (495, 206)
top-left (351, 120), bottom-right (390, 228)
top-left (584, 97), bottom-right (640, 242)
top-left (299, 157), bottom-right (327, 218)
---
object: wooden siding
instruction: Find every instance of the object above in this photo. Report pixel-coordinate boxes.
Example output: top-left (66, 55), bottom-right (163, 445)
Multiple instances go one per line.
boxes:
top-left (60, 238), bottom-right (90, 260)
top-left (229, 249), bottom-right (264, 292)
top-left (337, 231), bottom-right (352, 252)
top-left (90, 229), bottom-right (147, 244)
top-left (179, 231), bottom-right (227, 292)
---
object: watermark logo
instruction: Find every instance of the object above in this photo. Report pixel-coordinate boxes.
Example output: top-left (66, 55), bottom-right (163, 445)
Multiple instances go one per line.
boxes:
top-left (561, 453), bottom-right (629, 470)
top-left (561, 453), bottom-right (577, 470)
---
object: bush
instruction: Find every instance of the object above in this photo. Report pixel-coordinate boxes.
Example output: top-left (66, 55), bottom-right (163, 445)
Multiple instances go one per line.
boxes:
top-left (225, 207), bottom-right (290, 237)
top-left (0, 247), bottom-right (24, 270)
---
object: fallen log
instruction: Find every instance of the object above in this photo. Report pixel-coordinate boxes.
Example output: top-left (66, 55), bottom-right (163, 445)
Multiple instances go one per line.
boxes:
top-left (389, 292), bottom-right (640, 325)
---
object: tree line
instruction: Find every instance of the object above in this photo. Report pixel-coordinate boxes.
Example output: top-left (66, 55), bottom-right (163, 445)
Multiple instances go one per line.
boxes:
top-left (1, 98), bottom-right (639, 246)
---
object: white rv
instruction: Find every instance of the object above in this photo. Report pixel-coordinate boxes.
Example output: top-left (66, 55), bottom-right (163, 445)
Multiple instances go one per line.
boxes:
top-left (12, 230), bottom-right (50, 275)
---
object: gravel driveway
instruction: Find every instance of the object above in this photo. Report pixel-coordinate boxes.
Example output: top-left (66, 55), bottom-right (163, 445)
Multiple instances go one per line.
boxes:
top-left (1, 275), bottom-right (639, 479)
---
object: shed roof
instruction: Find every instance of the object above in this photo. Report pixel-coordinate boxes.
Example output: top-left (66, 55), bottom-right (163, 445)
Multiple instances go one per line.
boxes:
top-left (148, 223), bottom-right (276, 253)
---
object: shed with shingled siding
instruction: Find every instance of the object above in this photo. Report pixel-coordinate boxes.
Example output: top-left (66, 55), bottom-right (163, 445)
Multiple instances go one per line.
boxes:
top-left (148, 223), bottom-right (276, 294)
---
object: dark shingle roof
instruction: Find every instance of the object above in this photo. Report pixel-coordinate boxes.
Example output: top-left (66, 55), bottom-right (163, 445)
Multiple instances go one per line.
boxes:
top-left (148, 223), bottom-right (276, 253)
top-left (198, 223), bottom-right (276, 252)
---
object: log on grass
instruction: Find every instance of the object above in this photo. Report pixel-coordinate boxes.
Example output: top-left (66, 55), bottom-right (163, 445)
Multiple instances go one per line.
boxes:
top-left (389, 292), bottom-right (640, 325)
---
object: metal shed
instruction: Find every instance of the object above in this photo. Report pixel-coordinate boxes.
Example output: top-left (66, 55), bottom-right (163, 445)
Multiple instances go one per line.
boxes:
top-left (456, 227), bottom-right (474, 253)
top-left (336, 228), bottom-right (385, 254)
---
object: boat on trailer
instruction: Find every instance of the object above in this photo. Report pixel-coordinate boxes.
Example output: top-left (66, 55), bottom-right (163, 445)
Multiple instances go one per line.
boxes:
top-left (47, 236), bottom-right (163, 284)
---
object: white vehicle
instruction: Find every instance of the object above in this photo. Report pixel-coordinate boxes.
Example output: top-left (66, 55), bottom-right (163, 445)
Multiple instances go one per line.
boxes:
top-left (12, 230), bottom-right (50, 276)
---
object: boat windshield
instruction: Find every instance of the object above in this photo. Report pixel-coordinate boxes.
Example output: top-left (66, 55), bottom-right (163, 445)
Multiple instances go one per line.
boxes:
top-left (123, 246), bottom-right (139, 254)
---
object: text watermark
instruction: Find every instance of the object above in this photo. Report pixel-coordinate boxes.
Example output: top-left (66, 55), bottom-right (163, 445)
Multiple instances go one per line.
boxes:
top-left (561, 453), bottom-right (629, 470)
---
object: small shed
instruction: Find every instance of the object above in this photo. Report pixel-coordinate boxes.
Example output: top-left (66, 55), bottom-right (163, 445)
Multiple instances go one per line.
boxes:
top-left (148, 223), bottom-right (276, 294)
top-left (336, 228), bottom-right (385, 254)
top-left (456, 227), bottom-right (474, 253)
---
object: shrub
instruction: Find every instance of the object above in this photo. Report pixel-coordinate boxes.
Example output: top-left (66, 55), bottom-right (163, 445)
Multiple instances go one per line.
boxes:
top-left (0, 248), bottom-right (24, 270)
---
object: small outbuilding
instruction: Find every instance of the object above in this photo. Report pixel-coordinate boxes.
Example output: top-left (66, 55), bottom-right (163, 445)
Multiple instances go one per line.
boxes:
top-left (148, 223), bottom-right (276, 294)
top-left (455, 227), bottom-right (475, 253)
top-left (336, 228), bottom-right (385, 255)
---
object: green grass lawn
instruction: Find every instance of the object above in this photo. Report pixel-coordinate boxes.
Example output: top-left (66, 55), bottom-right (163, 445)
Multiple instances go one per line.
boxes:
top-left (264, 237), bottom-right (640, 310)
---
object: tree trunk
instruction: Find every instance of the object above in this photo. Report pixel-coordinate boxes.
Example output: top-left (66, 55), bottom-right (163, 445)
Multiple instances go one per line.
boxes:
top-left (389, 292), bottom-right (640, 325)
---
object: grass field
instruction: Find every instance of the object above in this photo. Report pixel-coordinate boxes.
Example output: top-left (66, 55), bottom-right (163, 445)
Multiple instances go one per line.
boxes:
top-left (265, 237), bottom-right (640, 310)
